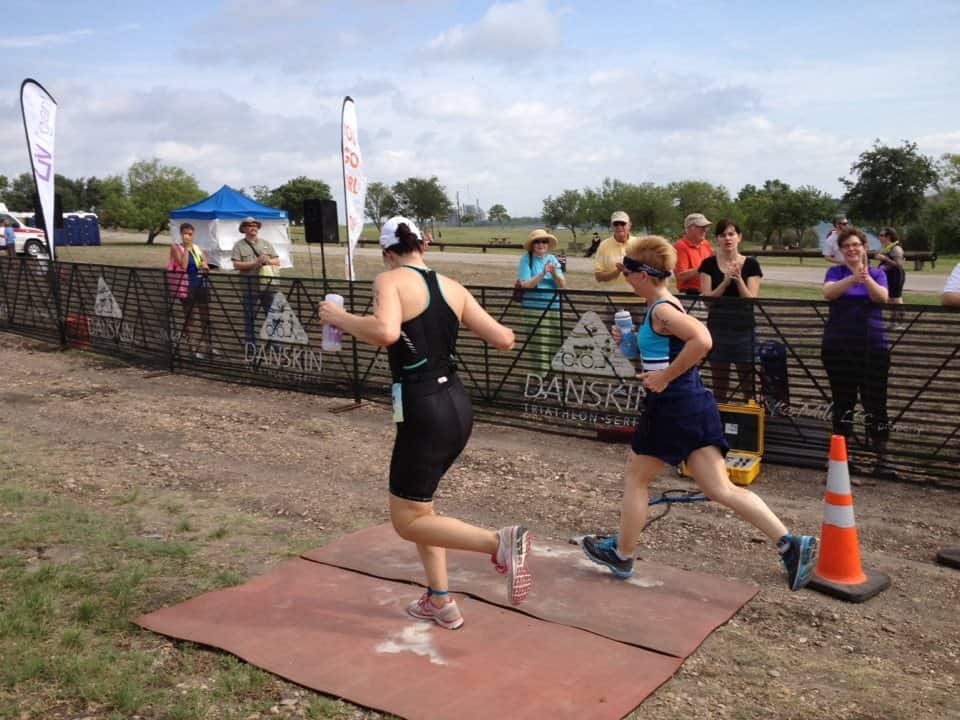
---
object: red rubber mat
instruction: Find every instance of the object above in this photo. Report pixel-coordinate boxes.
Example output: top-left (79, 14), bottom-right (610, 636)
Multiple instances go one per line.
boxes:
top-left (136, 559), bottom-right (681, 720)
top-left (302, 523), bottom-right (758, 659)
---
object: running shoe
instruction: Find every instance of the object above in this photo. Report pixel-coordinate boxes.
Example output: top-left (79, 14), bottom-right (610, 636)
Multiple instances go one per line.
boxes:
top-left (782, 535), bottom-right (818, 591)
top-left (582, 534), bottom-right (634, 578)
top-left (406, 592), bottom-right (464, 630)
top-left (493, 526), bottom-right (532, 605)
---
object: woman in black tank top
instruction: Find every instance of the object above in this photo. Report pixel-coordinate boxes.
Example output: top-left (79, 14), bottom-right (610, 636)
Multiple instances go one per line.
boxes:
top-left (318, 216), bottom-right (534, 629)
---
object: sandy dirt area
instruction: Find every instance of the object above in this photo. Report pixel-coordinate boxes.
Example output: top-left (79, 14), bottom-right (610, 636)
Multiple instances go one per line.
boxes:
top-left (1, 333), bottom-right (958, 719)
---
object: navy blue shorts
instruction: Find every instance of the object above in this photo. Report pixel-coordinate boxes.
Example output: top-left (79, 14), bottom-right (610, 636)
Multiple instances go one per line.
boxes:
top-left (631, 389), bottom-right (729, 466)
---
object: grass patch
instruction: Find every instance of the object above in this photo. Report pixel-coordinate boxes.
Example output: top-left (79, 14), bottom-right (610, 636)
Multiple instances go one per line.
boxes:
top-left (214, 655), bottom-right (271, 698)
top-left (114, 488), bottom-right (141, 505)
top-left (0, 482), bottom-right (353, 718)
top-left (210, 568), bottom-right (245, 589)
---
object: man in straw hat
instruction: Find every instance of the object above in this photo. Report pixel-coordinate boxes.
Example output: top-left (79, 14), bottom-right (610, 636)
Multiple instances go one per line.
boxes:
top-left (516, 229), bottom-right (567, 372)
top-left (231, 216), bottom-right (281, 351)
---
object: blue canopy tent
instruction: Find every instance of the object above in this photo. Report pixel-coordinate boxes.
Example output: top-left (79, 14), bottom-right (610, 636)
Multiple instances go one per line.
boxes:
top-left (169, 185), bottom-right (291, 271)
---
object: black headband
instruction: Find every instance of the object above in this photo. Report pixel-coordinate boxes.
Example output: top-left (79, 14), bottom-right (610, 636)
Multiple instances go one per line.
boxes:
top-left (623, 256), bottom-right (671, 278)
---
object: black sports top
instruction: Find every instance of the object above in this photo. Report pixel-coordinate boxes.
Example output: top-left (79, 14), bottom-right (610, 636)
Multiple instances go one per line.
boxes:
top-left (387, 266), bottom-right (460, 382)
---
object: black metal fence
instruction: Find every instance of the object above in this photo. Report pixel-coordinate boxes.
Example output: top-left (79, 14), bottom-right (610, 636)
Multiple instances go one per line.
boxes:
top-left (2, 257), bottom-right (959, 488)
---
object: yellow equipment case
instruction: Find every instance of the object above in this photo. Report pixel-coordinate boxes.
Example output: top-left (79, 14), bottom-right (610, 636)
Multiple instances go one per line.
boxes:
top-left (682, 400), bottom-right (765, 485)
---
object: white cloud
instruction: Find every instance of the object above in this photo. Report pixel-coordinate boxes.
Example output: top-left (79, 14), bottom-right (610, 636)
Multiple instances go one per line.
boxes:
top-left (915, 132), bottom-right (960, 160)
top-left (0, 29), bottom-right (92, 49)
top-left (425, 0), bottom-right (561, 62)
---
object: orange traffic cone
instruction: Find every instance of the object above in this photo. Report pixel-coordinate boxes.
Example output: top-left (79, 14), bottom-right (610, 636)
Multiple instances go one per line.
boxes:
top-left (808, 435), bottom-right (890, 602)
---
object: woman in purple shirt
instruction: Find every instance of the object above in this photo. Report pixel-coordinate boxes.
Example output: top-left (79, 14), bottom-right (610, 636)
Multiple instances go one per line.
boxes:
top-left (821, 226), bottom-right (896, 479)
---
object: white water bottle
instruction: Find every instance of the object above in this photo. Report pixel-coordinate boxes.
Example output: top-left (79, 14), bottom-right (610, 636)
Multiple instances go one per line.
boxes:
top-left (322, 293), bottom-right (344, 351)
top-left (614, 310), bottom-right (638, 358)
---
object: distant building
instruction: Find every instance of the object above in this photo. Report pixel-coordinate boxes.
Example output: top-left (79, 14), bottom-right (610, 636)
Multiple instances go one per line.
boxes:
top-left (448, 202), bottom-right (485, 224)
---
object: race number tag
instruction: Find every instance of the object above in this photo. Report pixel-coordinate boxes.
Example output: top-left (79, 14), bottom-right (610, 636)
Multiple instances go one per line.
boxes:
top-left (391, 383), bottom-right (404, 423)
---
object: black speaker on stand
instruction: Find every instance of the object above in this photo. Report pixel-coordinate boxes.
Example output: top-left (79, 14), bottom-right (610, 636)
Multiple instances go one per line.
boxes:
top-left (303, 198), bottom-right (338, 287)
top-left (304, 198), bottom-right (338, 245)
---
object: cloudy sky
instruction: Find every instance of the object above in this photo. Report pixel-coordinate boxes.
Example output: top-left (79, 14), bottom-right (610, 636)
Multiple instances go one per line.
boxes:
top-left (2, 0), bottom-right (958, 217)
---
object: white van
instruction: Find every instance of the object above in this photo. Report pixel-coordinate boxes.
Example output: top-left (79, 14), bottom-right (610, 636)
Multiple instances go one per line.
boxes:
top-left (0, 203), bottom-right (49, 257)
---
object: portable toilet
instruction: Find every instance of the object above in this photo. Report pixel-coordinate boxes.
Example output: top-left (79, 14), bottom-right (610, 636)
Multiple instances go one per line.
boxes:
top-left (63, 213), bottom-right (101, 246)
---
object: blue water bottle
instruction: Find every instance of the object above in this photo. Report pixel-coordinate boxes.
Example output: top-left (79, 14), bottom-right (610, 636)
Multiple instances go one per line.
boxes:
top-left (614, 310), bottom-right (638, 358)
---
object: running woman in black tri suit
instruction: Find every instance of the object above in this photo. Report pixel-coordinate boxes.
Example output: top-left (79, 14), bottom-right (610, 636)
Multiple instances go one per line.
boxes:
top-left (318, 216), bottom-right (532, 630)
top-left (580, 235), bottom-right (818, 591)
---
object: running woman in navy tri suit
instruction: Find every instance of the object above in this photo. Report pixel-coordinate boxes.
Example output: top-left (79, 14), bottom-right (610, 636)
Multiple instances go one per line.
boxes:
top-left (318, 217), bottom-right (532, 629)
top-left (581, 235), bottom-right (817, 591)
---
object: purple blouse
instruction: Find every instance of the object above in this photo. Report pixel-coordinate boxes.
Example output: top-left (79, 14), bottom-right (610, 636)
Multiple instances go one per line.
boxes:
top-left (822, 265), bottom-right (889, 350)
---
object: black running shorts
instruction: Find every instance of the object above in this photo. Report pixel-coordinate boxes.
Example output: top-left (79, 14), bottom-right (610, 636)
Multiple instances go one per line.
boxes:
top-left (389, 374), bottom-right (473, 502)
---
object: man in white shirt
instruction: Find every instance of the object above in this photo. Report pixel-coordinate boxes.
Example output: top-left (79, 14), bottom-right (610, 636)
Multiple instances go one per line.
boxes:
top-left (822, 215), bottom-right (848, 264)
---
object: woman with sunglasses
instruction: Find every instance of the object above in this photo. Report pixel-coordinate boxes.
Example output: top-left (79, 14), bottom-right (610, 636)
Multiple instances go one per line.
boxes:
top-left (821, 226), bottom-right (896, 479)
top-left (581, 235), bottom-right (817, 591)
top-left (515, 229), bottom-right (567, 372)
top-left (318, 217), bottom-right (532, 630)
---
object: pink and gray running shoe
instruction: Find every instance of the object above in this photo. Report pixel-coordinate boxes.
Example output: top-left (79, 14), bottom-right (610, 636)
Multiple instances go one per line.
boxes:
top-left (491, 525), bottom-right (532, 605)
top-left (406, 592), bottom-right (464, 630)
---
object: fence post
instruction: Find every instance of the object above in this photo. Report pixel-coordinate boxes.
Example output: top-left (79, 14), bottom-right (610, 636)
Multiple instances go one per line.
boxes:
top-left (163, 267), bottom-right (176, 372)
top-left (482, 287), bottom-right (490, 399)
top-left (48, 259), bottom-right (67, 348)
top-left (348, 280), bottom-right (361, 403)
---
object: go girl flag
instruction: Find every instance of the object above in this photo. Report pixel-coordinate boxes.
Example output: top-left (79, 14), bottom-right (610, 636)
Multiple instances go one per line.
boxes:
top-left (341, 96), bottom-right (365, 281)
top-left (20, 79), bottom-right (58, 260)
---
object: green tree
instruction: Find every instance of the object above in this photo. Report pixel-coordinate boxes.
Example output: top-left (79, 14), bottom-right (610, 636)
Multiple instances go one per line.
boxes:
top-left (126, 159), bottom-right (206, 244)
top-left (667, 180), bottom-right (734, 234)
top-left (487, 203), bottom-right (510, 225)
top-left (0, 175), bottom-right (9, 205)
top-left (86, 175), bottom-right (130, 228)
top-left (785, 185), bottom-right (836, 247)
top-left (735, 184), bottom-right (774, 247)
top-left (246, 185), bottom-right (272, 204)
top-left (621, 182), bottom-right (676, 235)
top-left (937, 153), bottom-right (960, 188)
top-left (581, 178), bottom-right (631, 228)
top-left (579, 179), bottom-right (678, 235)
top-left (364, 181), bottom-right (398, 232)
top-left (5, 173), bottom-right (36, 211)
top-left (267, 176), bottom-right (332, 224)
top-left (54, 175), bottom-right (84, 211)
top-left (542, 189), bottom-right (589, 243)
top-left (840, 140), bottom-right (939, 228)
top-left (392, 177), bottom-right (454, 229)
top-left (920, 154), bottom-right (960, 252)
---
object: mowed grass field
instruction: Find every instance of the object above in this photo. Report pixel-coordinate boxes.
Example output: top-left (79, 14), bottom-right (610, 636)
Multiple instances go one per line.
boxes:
top-left (50, 225), bottom-right (954, 304)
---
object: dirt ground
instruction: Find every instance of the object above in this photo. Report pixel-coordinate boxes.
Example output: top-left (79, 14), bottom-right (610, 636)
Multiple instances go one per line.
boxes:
top-left (1, 332), bottom-right (958, 720)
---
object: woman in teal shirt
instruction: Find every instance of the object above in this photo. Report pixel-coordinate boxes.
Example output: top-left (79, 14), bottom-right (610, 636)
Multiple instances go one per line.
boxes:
top-left (516, 229), bottom-right (567, 372)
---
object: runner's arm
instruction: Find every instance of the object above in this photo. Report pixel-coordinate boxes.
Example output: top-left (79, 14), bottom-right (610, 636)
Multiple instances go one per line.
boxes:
top-left (317, 274), bottom-right (402, 347)
top-left (461, 291), bottom-right (515, 350)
